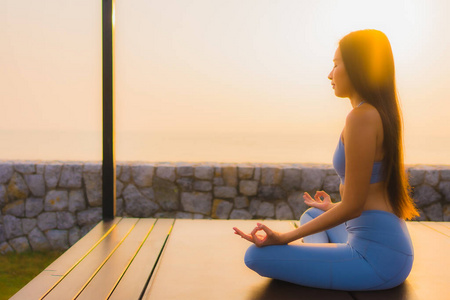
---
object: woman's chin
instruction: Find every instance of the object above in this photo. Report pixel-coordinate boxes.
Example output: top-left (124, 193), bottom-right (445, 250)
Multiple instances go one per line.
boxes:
top-left (333, 91), bottom-right (349, 99)
top-left (334, 91), bottom-right (344, 98)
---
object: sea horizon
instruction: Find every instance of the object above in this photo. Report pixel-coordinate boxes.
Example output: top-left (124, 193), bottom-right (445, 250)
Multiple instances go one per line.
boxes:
top-left (2, 129), bottom-right (449, 167)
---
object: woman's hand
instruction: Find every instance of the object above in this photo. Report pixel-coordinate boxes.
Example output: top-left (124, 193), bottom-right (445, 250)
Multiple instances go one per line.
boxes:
top-left (233, 223), bottom-right (286, 247)
top-left (303, 191), bottom-right (336, 211)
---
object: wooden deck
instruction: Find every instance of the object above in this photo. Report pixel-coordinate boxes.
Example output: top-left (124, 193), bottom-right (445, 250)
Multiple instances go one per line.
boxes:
top-left (12, 219), bottom-right (449, 300)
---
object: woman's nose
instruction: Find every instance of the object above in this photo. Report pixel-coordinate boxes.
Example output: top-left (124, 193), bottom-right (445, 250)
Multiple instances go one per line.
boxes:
top-left (328, 70), bottom-right (333, 80)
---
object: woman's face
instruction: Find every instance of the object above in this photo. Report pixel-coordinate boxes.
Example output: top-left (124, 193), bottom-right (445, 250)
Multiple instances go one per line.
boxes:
top-left (328, 47), bottom-right (354, 98)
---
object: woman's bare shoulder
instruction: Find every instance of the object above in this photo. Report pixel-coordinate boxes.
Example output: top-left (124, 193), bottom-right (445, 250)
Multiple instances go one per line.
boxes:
top-left (345, 103), bottom-right (381, 129)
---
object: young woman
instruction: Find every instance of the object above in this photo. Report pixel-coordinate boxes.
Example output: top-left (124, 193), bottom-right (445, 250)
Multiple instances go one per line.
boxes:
top-left (233, 29), bottom-right (419, 291)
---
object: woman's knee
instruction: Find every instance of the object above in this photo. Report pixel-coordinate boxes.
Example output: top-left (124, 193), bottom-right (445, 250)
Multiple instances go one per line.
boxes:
top-left (300, 207), bottom-right (325, 224)
top-left (244, 244), bottom-right (276, 274)
top-left (244, 244), bottom-right (261, 270)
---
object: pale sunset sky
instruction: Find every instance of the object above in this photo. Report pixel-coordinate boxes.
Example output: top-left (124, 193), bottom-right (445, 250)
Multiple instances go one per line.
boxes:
top-left (1, 0), bottom-right (449, 164)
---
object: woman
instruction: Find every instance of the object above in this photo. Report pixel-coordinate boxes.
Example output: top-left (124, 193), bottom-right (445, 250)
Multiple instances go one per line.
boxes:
top-left (233, 29), bottom-right (419, 291)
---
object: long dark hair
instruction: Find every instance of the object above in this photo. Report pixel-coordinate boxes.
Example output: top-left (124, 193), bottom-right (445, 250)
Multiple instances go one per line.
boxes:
top-left (339, 29), bottom-right (418, 220)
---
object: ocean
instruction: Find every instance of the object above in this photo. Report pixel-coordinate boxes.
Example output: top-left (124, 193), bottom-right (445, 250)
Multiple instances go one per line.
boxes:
top-left (1, 130), bottom-right (448, 166)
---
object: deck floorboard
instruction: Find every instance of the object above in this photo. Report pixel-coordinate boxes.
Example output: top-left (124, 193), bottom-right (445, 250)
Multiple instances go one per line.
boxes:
top-left (143, 219), bottom-right (354, 300)
top-left (77, 218), bottom-right (157, 300)
top-left (10, 218), bottom-right (121, 300)
top-left (109, 218), bottom-right (174, 300)
top-left (43, 218), bottom-right (138, 300)
top-left (11, 219), bottom-right (449, 300)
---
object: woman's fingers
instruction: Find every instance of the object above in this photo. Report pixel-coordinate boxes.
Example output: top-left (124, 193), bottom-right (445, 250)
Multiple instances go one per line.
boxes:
top-left (234, 224), bottom-right (275, 247)
top-left (233, 227), bottom-right (242, 234)
top-left (234, 226), bottom-right (265, 244)
top-left (250, 228), bottom-right (261, 246)
top-left (234, 227), bottom-right (249, 238)
top-left (316, 190), bottom-right (330, 200)
top-left (314, 191), bottom-right (325, 202)
top-left (304, 199), bottom-right (319, 208)
top-left (303, 192), bottom-right (314, 201)
top-left (233, 227), bottom-right (253, 243)
top-left (257, 223), bottom-right (273, 236)
top-left (252, 231), bottom-right (266, 247)
top-left (250, 227), bottom-right (260, 236)
top-left (305, 192), bottom-right (325, 203)
top-left (233, 227), bottom-right (244, 238)
top-left (303, 192), bottom-right (318, 206)
top-left (251, 224), bottom-right (270, 247)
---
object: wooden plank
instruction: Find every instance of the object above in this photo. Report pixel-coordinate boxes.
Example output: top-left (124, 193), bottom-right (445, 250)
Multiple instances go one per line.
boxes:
top-left (10, 218), bottom-right (121, 300)
top-left (353, 222), bottom-right (449, 300)
top-left (143, 220), bottom-right (353, 300)
top-left (43, 218), bottom-right (138, 300)
top-left (420, 222), bottom-right (450, 237)
top-left (350, 280), bottom-right (420, 300)
top-left (109, 218), bottom-right (174, 300)
top-left (77, 218), bottom-right (157, 300)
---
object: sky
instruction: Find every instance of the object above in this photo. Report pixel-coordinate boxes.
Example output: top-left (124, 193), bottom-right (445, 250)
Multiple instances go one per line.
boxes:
top-left (1, 0), bottom-right (449, 164)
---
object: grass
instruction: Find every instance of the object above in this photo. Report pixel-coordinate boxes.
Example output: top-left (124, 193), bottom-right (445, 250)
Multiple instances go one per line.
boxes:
top-left (0, 251), bottom-right (63, 300)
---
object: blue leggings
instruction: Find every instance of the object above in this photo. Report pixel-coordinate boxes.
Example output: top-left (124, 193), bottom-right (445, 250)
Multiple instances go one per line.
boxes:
top-left (244, 208), bottom-right (414, 291)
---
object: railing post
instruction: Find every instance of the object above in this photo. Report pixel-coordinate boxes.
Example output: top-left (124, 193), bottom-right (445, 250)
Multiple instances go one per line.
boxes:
top-left (102, 0), bottom-right (115, 220)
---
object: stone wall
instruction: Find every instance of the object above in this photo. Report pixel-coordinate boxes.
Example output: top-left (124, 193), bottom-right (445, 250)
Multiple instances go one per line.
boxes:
top-left (1, 161), bottom-right (449, 254)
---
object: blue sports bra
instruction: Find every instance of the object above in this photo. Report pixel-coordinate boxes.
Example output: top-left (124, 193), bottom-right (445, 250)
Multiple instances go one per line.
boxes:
top-left (333, 136), bottom-right (384, 185)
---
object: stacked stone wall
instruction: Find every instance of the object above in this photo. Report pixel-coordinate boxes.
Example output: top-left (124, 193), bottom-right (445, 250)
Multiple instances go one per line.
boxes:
top-left (1, 161), bottom-right (449, 254)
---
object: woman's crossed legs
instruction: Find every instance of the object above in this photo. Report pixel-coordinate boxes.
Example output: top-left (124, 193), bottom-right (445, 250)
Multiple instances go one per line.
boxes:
top-left (244, 208), bottom-right (386, 291)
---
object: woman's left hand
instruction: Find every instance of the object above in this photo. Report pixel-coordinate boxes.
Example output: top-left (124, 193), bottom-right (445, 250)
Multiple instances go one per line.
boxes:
top-left (233, 223), bottom-right (286, 247)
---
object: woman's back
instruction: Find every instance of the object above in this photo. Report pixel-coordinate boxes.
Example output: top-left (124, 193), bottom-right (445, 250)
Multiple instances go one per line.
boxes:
top-left (339, 102), bottom-right (394, 214)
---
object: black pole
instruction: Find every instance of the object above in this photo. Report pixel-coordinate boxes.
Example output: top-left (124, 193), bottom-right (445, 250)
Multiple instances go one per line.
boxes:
top-left (102, 0), bottom-right (115, 220)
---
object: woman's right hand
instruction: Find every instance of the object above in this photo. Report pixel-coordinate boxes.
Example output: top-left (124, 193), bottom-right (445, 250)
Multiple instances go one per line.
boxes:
top-left (233, 223), bottom-right (286, 247)
top-left (303, 191), bottom-right (336, 211)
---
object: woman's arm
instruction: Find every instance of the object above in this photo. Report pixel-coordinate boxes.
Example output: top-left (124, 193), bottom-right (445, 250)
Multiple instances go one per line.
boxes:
top-left (280, 106), bottom-right (379, 243)
top-left (234, 106), bottom-right (381, 246)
